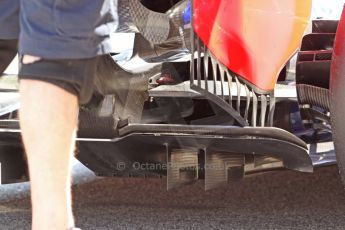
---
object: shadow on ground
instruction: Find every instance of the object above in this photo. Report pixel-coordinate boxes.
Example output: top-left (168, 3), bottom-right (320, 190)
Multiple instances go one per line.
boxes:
top-left (1, 166), bottom-right (345, 230)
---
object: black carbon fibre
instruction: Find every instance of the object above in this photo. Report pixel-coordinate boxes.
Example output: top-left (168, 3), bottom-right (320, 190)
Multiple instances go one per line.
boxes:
top-left (117, 0), bottom-right (138, 33)
top-left (297, 84), bottom-right (330, 111)
top-left (128, 0), bottom-right (170, 44)
top-left (312, 20), bottom-right (339, 33)
top-left (119, 124), bottom-right (307, 149)
top-left (117, 0), bottom-right (171, 44)
top-left (296, 26), bottom-right (334, 124)
top-left (78, 109), bottom-right (118, 139)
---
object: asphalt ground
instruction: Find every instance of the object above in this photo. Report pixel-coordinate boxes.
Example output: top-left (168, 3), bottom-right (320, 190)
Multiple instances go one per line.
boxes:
top-left (0, 163), bottom-right (345, 230)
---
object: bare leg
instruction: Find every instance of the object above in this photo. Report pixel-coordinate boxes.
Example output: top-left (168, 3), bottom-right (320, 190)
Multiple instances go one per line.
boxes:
top-left (20, 76), bottom-right (78, 230)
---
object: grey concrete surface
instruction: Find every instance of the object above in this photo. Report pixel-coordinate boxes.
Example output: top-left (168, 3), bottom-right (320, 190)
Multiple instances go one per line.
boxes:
top-left (0, 164), bottom-right (345, 230)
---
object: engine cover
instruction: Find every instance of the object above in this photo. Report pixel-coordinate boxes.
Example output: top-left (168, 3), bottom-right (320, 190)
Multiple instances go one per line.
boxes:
top-left (193, 0), bottom-right (312, 92)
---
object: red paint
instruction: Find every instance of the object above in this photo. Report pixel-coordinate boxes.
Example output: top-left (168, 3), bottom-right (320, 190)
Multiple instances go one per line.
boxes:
top-left (193, 0), bottom-right (311, 92)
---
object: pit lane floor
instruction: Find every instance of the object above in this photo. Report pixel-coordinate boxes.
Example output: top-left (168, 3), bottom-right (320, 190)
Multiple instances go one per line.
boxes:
top-left (0, 162), bottom-right (344, 230)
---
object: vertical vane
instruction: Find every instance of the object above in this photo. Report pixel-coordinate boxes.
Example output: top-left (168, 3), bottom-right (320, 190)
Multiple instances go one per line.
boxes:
top-left (189, 10), bottom-right (275, 127)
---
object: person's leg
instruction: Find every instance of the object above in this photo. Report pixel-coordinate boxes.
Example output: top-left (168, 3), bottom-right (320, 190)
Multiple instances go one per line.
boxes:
top-left (17, 1), bottom-right (117, 229)
top-left (19, 78), bottom-right (78, 230)
top-left (18, 56), bottom-right (100, 230)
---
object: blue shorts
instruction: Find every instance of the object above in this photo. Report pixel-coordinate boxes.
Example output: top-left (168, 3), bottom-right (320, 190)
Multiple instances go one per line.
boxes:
top-left (0, 0), bottom-right (118, 59)
top-left (0, 0), bottom-right (118, 104)
top-left (0, 0), bottom-right (19, 40)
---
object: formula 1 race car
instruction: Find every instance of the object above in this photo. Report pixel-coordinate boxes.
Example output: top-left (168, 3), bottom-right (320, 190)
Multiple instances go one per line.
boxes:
top-left (0, 0), bottom-right (344, 190)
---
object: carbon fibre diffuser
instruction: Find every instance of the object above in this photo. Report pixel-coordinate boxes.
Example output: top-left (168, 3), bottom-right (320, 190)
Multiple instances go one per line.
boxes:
top-left (0, 121), bottom-right (336, 186)
top-left (167, 148), bottom-right (198, 190)
top-left (76, 124), bottom-right (313, 190)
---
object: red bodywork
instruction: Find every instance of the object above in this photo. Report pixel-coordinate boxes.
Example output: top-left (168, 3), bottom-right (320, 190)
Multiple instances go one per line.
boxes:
top-left (193, 0), bottom-right (311, 92)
